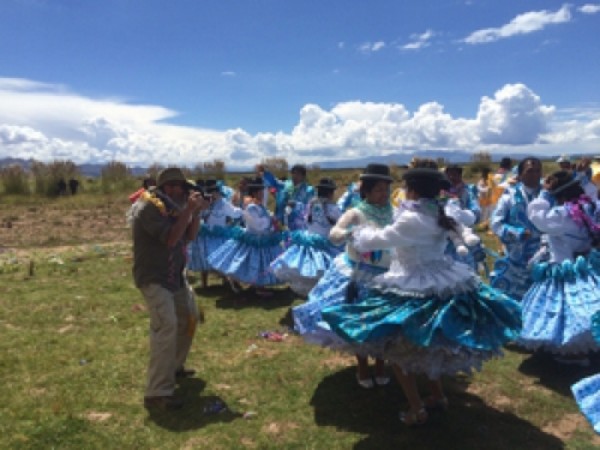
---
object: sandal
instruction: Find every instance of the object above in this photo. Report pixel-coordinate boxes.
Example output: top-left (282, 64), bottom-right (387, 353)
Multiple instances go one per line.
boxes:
top-left (399, 407), bottom-right (428, 426)
top-left (424, 395), bottom-right (449, 412)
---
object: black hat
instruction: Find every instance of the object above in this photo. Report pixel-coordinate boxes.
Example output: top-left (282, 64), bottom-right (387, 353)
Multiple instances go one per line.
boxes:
top-left (316, 177), bottom-right (337, 190)
top-left (548, 170), bottom-right (582, 196)
top-left (204, 178), bottom-right (219, 192)
top-left (359, 163), bottom-right (393, 182)
top-left (247, 176), bottom-right (265, 188)
top-left (290, 164), bottom-right (307, 176)
top-left (403, 168), bottom-right (451, 190)
top-left (444, 164), bottom-right (463, 173)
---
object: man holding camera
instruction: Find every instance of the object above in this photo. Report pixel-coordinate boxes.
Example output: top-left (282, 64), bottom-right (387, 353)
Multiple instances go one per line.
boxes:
top-left (131, 167), bottom-right (209, 411)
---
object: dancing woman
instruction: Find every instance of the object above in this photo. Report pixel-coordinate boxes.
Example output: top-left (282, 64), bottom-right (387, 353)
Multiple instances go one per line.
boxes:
top-left (270, 178), bottom-right (342, 296)
top-left (520, 170), bottom-right (600, 365)
top-left (208, 177), bottom-right (285, 295)
top-left (321, 168), bottom-right (521, 425)
top-left (293, 164), bottom-right (394, 388)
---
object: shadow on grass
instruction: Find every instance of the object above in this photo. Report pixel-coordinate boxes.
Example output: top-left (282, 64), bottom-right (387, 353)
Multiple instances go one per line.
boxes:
top-left (214, 285), bottom-right (297, 310)
top-left (310, 367), bottom-right (564, 450)
top-left (145, 378), bottom-right (242, 431)
top-left (518, 351), bottom-right (600, 397)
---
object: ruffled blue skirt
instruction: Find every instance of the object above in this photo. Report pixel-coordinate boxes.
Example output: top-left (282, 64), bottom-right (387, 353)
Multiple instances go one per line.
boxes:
top-left (207, 228), bottom-right (286, 286)
top-left (187, 225), bottom-right (233, 271)
top-left (320, 283), bottom-right (522, 377)
top-left (572, 311), bottom-right (600, 434)
top-left (270, 231), bottom-right (343, 296)
top-left (292, 255), bottom-right (387, 355)
top-left (519, 253), bottom-right (600, 355)
top-left (490, 257), bottom-right (533, 301)
top-left (573, 374), bottom-right (600, 434)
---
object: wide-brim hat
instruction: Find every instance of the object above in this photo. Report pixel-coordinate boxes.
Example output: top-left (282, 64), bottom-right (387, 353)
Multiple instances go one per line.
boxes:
top-left (556, 154), bottom-right (571, 164)
top-left (359, 163), bottom-right (393, 182)
top-left (316, 177), bottom-right (337, 190)
top-left (157, 167), bottom-right (196, 189)
top-left (403, 168), bottom-right (451, 190)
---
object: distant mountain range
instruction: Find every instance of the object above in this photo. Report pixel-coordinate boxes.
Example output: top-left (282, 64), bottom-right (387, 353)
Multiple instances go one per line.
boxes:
top-left (0, 150), bottom-right (558, 176)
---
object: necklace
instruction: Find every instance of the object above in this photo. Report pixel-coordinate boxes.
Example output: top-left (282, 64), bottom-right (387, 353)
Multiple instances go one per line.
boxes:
top-left (356, 201), bottom-right (393, 227)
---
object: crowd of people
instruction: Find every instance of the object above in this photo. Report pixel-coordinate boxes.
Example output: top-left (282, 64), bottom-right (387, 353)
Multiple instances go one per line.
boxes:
top-left (128, 155), bottom-right (600, 434)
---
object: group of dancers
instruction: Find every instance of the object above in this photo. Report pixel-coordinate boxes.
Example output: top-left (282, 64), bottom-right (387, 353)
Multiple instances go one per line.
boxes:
top-left (174, 158), bottom-right (600, 431)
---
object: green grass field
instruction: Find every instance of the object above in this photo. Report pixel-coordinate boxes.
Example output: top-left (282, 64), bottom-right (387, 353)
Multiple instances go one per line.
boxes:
top-left (1, 190), bottom-right (599, 449)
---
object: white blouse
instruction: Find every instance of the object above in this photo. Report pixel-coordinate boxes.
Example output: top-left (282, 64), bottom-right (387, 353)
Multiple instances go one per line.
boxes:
top-left (243, 203), bottom-right (273, 234)
top-left (202, 198), bottom-right (242, 228)
top-left (353, 199), bottom-right (476, 295)
top-left (527, 198), bottom-right (593, 263)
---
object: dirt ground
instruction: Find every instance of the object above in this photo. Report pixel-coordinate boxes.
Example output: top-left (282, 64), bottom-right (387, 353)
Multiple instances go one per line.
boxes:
top-left (0, 194), bottom-right (131, 250)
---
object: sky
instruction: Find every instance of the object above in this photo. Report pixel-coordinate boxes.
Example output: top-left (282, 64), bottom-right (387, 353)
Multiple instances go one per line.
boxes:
top-left (0, 0), bottom-right (599, 169)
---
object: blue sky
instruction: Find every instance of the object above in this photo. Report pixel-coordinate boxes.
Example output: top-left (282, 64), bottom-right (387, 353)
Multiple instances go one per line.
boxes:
top-left (0, 0), bottom-right (599, 168)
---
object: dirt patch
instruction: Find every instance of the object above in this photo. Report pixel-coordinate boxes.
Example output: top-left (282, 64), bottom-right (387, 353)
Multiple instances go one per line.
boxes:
top-left (0, 195), bottom-right (130, 249)
top-left (321, 353), bottom-right (355, 369)
top-left (542, 413), bottom-right (587, 440)
top-left (261, 421), bottom-right (300, 435)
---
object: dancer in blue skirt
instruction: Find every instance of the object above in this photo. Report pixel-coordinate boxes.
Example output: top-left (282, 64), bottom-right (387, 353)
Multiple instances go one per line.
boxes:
top-left (321, 168), bottom-right (522, 425)
top-left (270, 178), bottom-right (342, 296)
top-left (187, 178), bottom-right (242, 288)
top-left (208, 177), bottom-right (286, 295)
top-left (490, 157), bottom-right (543, 300)
top-left (293, 164), bottom-right (394, 389)
top-left (519, 170), bottom-right (600, 366)
top-left (572, 310), bottom-right (600, 434)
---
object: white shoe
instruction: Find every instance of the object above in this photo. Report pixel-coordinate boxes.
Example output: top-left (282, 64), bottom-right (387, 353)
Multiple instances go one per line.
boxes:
top-left (374, 376), bottom-right (390, 386)
top-left (356, 375), bottom-right (374, 389)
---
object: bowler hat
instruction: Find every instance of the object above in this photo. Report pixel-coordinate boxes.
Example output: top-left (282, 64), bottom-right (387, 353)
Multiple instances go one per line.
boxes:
top-left (403, 168), bottom-right (451, 190)
top-left (157, 167), bottom-right (195, 189)
top-left (359, 163), bottom-right (393, 182)
top-left (204, 178), bottom-right (219, 192)
top-left (247, 176), bottom-right (265, 188)
top-left (316, 177), bottom-right (337, 190)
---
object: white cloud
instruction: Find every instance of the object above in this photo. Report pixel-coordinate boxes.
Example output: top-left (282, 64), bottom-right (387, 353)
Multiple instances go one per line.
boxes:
top-left (221, 71), bottom-right (236, 77)
top-left (402, 30), bottom-right (435, 50)
top-left (1, 77), bottom-right (599, 167)
top-left (358, 41), bottom-right (386, 54)
top-left (579, 4), bottom-right (600, 14)
top-left (464, 4), bottom-right (572, 44)
top-left (476, 83), bottom-right (554, 144)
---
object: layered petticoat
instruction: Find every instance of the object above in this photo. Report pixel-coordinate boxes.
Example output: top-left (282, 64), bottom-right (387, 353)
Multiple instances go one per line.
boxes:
top-left (519, 251), bottom-right (600, 355)
top-left (270, 230), bottom-right (343, 296)
top-left (320, 257), bottom-right (522, 379)
top-left (207, 227), bottom-right (287, 286)
top-left (187, 225), bottom-right (234, 271)
top-left (571, 311), bottom-right (600, 434)
top-left (292, 254), bottom-right (387, 356)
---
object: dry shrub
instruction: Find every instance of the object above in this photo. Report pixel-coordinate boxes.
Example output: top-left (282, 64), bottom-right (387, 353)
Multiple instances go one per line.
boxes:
top-left (203, 159), bottom-right (226, 179)
top-left (31, 160), bottom-right (79, 196)
top-left (100, 161), bottom-right (136, 193)
top-left (260, 157), bottom-right (288, 179)
top-left (0, 164), bottom-right (30, 195)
